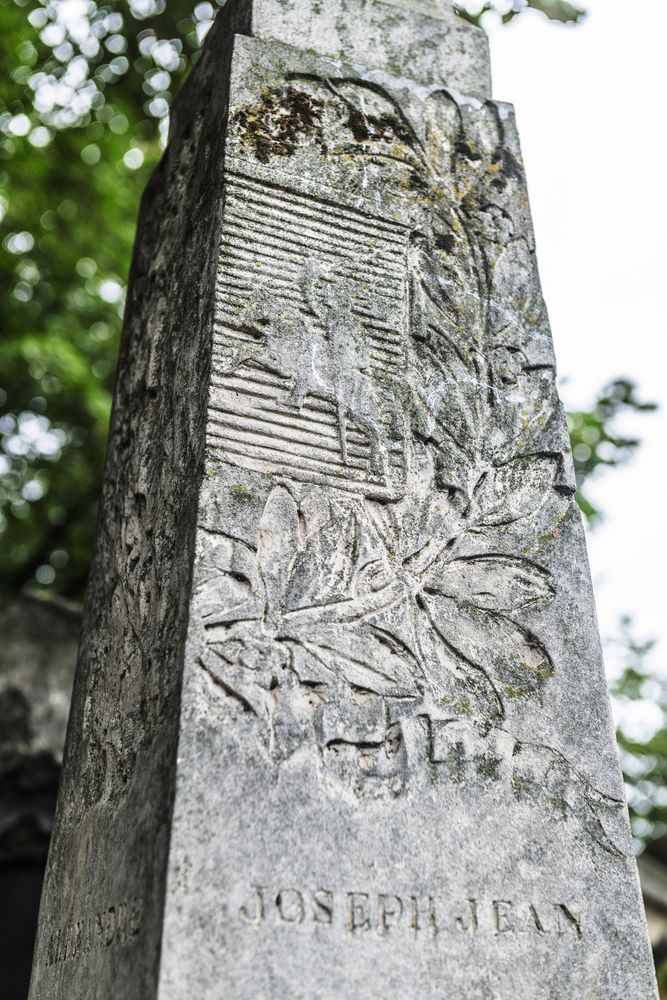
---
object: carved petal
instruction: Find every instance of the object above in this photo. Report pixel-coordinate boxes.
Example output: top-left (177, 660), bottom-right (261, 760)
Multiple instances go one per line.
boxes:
top-left (473, 455), bottom-right (559, 527)
top-left (512, 740), bottom-right (626, 857)
top-left (286, 497), bottom-right (360, 612)
top-left (426, 719), bottom-right (626, 857)
top-left (199, 648), bottom-right (271, 722)
top-left (423, 555), bottom-right (555, 612)
top-left (197, 534), bottom-right (264, 627)
top-left (421, 594), bottom-right (554, 704)
top-left (257, 486), bottom-right (301, 621)
top-left (282, 579), bottom-right (406, 629)
top-left (293, 624), bottom-right (421, 698)
top-left (328, 79), bottom-right (425, 170)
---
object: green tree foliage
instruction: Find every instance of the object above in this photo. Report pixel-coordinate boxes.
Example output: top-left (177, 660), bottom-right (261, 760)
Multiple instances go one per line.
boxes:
top-left (0, 0), bottom-right (222, 598)
top-left (568, 379), bottom-right (657, 524)
top-left (609, 620), bottom-right (667, 847)
top-left (456, 0), bottom-right (586, 26)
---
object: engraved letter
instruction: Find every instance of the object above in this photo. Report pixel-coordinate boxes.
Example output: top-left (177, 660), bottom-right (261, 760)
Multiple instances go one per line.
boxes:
top-left (277, 889), bottom-right (305, 924)
top-left (239, 886), bottom-right (266, 926)
top-left (130, 897), bottom-right (143, 939)
top-left (348, 892), bottom-right (371, 932)
top-left (116, 901), bottom-right (128, 946)
top-left (95, 911), bottom-right (104, 948)
top-left (313, 889), bottom-right (334, 926)
top-left (455, 899), bottom-right (479, 937)
top-left (104, 907), bottom-right (116, 947)
top-left (410, 896), bottom-right (438, 933)
top-left (81, 915), bottom-right (93, 955)
top-left (72, 920), bottom-right (83, 959)
top-left (556, 904), bottom-right (582, 938)
top-left (529, 904), bottom-right (546, 935)
top-left (46, 931), bottom-right (57, 968)
top-left (493, 900), bottom-right (514, 935)
top-left (378, 894), bottom-right (403, 934)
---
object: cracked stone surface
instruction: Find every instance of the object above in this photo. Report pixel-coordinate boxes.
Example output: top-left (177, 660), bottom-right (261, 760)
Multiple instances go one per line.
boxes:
top-left (29, 1), bottom-right (658, 998)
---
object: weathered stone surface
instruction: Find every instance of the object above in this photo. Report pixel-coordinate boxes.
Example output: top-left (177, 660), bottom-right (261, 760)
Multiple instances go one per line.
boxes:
top-left (29, 1), bottom-right (657, 998)
top-left (246, 0), bottom-right (491, 97)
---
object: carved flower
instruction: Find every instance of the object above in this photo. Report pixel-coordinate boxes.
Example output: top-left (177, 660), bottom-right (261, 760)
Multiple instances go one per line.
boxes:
top-left (198, 453), bottom-right (560, 742)
top-left (356, 450), bottom-right (561, 721)
top-left (213, 76), bottom-right (625, 845)
top-left (197, 486), bottom-right (421, 756)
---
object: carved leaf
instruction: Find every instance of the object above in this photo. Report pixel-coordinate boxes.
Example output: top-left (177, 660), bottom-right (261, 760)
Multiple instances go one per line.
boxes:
top-left (421, 594), bottom-right (554, 704)
top-left (512, 740), bottom-right (626, 858)
top-left (423, 555), bottom-right (555, 613)
top-left (282, 579), bottom-right (406, 629)
top-left (292, 624), bottom-right (421, 698)
top-left (415, 612), bottom-right (505, 721)
top-left (199, 648), bottom-right (271, 722)
top-left (472, 455), bottom-right (559, 527)
top-left (257, 486), bottom-right (300, 622)
top-left (408, 228), bottom-right (491, 491)
top-left (427, 719), bottom-right (626, 857)
top-left (407, 346), bottom-right (480, 470)
top-left (286, 498), bottom-right (360, 612)
top-left (196, 534), bottom-right (264, 627)
top-left (491, 372), bottom-right (558, 469)
top-left (412, 220), bottom-right (485, 356)
top-left (327, 78), bottom-right (425, 172)
top-left (289, 643), bottom-right (337, 687)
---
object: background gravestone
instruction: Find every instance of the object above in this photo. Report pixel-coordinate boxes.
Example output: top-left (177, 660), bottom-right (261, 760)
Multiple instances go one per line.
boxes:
top-left (29, 1), bottom-right (658, 997)
top-left (0, 596), bottom-right (79, 1000)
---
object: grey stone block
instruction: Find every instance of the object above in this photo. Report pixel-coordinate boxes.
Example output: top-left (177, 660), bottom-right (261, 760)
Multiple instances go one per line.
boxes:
top-left (246, 0), bottom-right (491, 97)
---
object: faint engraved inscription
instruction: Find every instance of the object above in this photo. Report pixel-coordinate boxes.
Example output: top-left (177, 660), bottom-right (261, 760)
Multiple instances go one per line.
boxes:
top-left (236, 885), bottom-right (583, 939)
top-left (46, 898), bottom-right (143, 966)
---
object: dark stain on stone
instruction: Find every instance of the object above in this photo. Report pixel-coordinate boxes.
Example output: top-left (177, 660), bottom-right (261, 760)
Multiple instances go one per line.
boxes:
top-left (456, 140), bottom-right (482, 162)
top-left (346, 107), bottom-right (414, 148)
top-left (490, 147), bottom-right (525, 190)
top-left (235, 86), bottom-right (325, 164)
top-left (435, 232), bottom-right (456, 253)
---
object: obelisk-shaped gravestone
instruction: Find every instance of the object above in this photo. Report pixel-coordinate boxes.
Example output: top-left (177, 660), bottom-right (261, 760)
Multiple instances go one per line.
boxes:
top-left (29, 2), bottom-right (657, 997)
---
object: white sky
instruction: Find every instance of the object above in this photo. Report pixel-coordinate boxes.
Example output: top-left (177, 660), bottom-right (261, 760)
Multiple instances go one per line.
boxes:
top-left (484, 0), bottom-right (667, 678)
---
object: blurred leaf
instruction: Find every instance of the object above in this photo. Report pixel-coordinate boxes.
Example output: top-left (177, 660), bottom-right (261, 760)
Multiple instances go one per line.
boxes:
top-left (527, 0), bottom-right (586, 23)
top-left (567, 379), bottom-right (657, 525)
top-left (610, 619), bottom-right (667, 850)
top-left (456, 0), bottom-right (585, 25)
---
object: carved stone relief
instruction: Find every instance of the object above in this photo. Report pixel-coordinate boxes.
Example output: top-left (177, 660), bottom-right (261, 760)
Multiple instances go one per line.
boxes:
top-left (198, 74), bottom-right (624, 857)
top-left (211, 173), bottom-right (408, 497)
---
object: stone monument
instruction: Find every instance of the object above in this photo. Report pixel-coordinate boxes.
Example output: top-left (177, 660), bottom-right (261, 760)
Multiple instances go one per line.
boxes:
top-left (29, 1), bottom-right (658, 997)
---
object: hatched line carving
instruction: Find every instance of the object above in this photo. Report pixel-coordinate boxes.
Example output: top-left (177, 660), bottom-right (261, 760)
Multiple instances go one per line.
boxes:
top-left (208, 173), bottom-right (409, 498)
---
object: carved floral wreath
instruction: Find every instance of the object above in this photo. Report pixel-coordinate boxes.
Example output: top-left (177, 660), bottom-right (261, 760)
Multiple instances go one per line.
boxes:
top-left (196, 77), bottom-right (627, 856)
